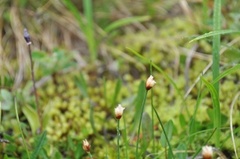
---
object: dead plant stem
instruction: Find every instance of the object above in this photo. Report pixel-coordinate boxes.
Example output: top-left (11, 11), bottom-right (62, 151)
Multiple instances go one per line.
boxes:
top-left (28, 44), bottom-right (42, 131)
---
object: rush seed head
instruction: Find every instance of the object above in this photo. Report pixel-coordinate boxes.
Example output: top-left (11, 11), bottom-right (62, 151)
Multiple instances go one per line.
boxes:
top-left (115, 104), bottom-right (125, 119)
top-left (146, 75), bottom-right (156, 90)
top-left (23, 28), bottom-right (32, 45)
top-left (82, 139), bottom-right (91, 152)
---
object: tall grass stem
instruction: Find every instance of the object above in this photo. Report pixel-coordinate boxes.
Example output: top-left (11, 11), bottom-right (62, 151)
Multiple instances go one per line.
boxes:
top-left (149, 61), bottom-right (155, 153)
top-left (212, 0), bottom-right (221, 147)
top-left (83, 0), bottom-right (97, 61)
top-left (117, 119), bottom-right (120, 159)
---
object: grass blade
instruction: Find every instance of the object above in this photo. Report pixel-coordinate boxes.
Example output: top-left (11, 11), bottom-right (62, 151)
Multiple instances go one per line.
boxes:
top-left (62, 0), bottom-right (85, 30)
top-left (132, 81), bottom-right (145, 132)
top-left (141, 112), bottom-right (152, 154)
top-left (83, 0), bottom-right (97, 61)
top-left (230, 92), bottom-right (240, 159)
top-left (135, 88), bottom-right (147, 158)
top-left (22, 105), bottom-right (40, 134)
top-left (31, 131), bottom-right (47, 159)
top-left (201, 77), bottom-right (221, 146)
top-left (14, 99), bottom-right (30, 159)
top-left (104, 16), bottom-right (150, 33)
top-left (212, 0), bottom-right (221, 96)
top-left (189, 30), bottom-right (240, 43)
top-left (63, 0), bottom-right (97, 61)
top-left (160, 120), bottom-right (174, 148)
top-left (212, 64), bottom-right (240, 84)
top-left (74, 73), bottom-right (88, 98)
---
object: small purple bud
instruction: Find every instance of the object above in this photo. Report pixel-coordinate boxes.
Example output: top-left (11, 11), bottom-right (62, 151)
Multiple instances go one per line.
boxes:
top-left (24, 28), bottom-right (32, 45)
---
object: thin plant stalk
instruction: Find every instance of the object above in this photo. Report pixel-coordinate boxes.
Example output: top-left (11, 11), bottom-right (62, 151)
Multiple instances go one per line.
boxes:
top-left (27, 45), bottom-right (38, 106)
top-left (152, 106), bottom-right (175, 158)
top-left (212, 0), bottom-right (221, 147)
top-left (135, 90), bottom-right (148, 158)
top-left (151, 89), bottom-right (155, 153)
top-left (14, 99), bottom-right (30, 159)
top-left (24, 28), bottom-right (42, 131)
top-left (87, 152), bottom-right (93, 159)
top-left (212, 0), bottom-right (221, 93)
top-left (117, 119), bottom-right (120, 159)
top-left (230, 92), bottom-right (240, 159)
top-left (27, 44), bottom-right (41, 119)
top-left (149, 61), bottom-right (155, 153)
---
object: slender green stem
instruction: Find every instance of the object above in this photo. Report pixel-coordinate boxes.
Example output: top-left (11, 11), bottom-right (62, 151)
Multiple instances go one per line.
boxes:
top-left (14, 99), bottom-right (30, 159)
top-left (149, 61), bottom-right (155, 153)
top-left (151, 91), bottom-right (155, 153)
top-left (212, 0), bottom-right (221, 147)
top-left (212, 0), bottom-right (221, 92)
top-left (135, 90), bottom-right (148, 158)
top-left (152, 106), bottom-right (175, 159)
top-left (117, 119), bottom-right (120, 159)
top-left (87, 152), bottom-right (93, 159)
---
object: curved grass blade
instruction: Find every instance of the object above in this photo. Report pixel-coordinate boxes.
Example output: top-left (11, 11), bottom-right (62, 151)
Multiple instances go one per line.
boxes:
top-left (201, 77), bottom-right (221, 146)
top-left (230, 92), bottom-right (240, 159)
top-left (212, 64), bottom-right (240, 84)
top-left (189, 30), bottom-right (240, 43)
top-left (22, 105), bottom-right (40, 134)
top-left (105, 16), bottom-right (150, 33)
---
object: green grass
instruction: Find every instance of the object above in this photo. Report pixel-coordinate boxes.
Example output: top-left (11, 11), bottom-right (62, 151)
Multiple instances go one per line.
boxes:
top-left (1, 0), bottom-right (240, 158)
top-left (14, 99), bottom-right (30, 159)
top-left (63, 0), bottom-right (97, 62)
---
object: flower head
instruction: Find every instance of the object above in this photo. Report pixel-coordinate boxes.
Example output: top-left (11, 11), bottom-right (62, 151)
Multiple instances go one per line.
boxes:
top-left (82, 139), bottom-right (91, 152)
top-left (146, 75), bottom-right (156, 90)
top-left (115, 104), bottom-right (125, 119)
top-left (23, 28), bottom-right (32, 45)
top-left (202, 146), bottom-right (213, 159)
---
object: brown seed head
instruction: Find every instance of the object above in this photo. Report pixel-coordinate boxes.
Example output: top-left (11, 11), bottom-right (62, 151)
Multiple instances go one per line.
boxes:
top-left (82, 139), bottom-right (91, 152)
